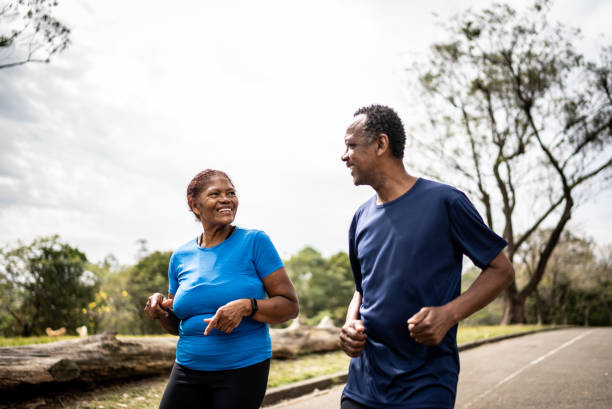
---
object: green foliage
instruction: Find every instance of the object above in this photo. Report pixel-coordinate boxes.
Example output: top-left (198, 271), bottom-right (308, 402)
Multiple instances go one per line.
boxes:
top-left (0, 235), bottom-right (96, 336)
top-left (82, 261), bottom-right (139, 335)
top-left (285, 247), bottom-right (354, 325)
top-left (126, 250), bottom-right (172, 334)
top-left (521, 236), bottom-right (612, 326)
top-left (461, 267), bottom-right (504, 325)
top-left (0, 0), bottom-right (71, 69)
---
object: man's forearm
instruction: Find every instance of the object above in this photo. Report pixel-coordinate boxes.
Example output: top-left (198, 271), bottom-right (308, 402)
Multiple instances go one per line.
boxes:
top-left (345, 291), bottom-right (362, 323)
top-left (446, 252), bottom-right (514, 324)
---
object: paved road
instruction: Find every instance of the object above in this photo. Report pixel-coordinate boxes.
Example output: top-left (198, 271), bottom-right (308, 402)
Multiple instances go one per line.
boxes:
top-left (266, 328), bottom-right (612, 409)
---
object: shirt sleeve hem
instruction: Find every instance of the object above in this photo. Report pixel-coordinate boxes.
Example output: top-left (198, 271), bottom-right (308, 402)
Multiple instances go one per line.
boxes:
top-left (474, 243), bottom-right (507, 270)
top-left (258, 262), bottom-right (285, 279)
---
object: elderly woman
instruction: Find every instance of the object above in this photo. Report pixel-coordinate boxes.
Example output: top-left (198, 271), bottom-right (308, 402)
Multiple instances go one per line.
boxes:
top-left (145, 169), bottom-right (299, 409)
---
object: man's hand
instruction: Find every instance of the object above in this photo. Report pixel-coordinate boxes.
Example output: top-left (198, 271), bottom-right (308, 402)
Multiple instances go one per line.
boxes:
top-left (204, 299), bottom-right (250, 335)
top-left (407, 306), bottom-right (455, 346)
top-left (340, 319), bottom-right (367, 357)
top-left (144, 293), bottom-right (174, 319)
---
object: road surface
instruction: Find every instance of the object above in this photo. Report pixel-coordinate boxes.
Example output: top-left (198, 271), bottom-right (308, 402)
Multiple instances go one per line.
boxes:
top-left (266, 327), bottom-right (611, 409)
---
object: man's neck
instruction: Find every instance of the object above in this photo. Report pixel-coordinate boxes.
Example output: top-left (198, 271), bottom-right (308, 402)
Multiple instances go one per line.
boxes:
top-left (372, 164), bottom-right (418, 205)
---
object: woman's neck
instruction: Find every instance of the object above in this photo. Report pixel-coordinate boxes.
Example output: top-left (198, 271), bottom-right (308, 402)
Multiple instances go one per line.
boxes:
top-left (199, 224), bottom-right (234, 248)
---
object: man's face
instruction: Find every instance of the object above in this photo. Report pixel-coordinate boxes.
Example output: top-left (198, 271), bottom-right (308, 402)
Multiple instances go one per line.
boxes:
top-left (341, 115), bottom-right (377, 186)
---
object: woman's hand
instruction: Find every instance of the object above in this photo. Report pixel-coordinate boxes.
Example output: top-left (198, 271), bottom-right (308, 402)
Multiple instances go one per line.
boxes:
top-left (145, 293), bottom-right (179, 335)
top-left (144, 292), bottom-right (174, 319)
top-left (203, 299), bottom-right (251, 335)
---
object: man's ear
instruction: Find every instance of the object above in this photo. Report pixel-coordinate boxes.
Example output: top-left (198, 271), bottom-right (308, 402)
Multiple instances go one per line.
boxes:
top-left (375, 133), bottom-right (390, 157)
top-left (192, 207), bottom-right (200, 216)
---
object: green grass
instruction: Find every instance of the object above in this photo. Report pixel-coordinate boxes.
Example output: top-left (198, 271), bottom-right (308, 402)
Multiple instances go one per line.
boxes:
top-left (0, 334), bottom-right (177, 347)
top-left (0, 335), bottom-right (79, 346)
top-left (268, 350), bottom-right (350, 387)
top-left (2, 325), bottom-right (555, 408)
top-left (457, 324), bottom-right (548, 344)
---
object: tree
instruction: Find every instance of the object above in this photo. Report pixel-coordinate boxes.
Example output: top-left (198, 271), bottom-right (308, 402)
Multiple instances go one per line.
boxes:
top-left (0, 0), bottom-right (70, 69)
top-left (519, 230), bottom-right (595, 324)
top-left (0, 235), bottom-right (96, 336)
top-left (284, 247), bottom-right (354, 325)
top-left (413, 0), bottom-right (612, 323)
top-left (126, 250), bottom-right (172, 334)
top-left (83, 260), bottom-right (137, 335)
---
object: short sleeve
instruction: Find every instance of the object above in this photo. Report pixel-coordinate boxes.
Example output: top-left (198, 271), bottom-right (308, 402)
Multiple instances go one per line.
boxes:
top-left (168, 253), bottom-right (178, 296)
top-left (348, 214), bottom-right (363, 293)
top-left (253, 231), bottom-right (284, 279)
top-left (449, 193), bottom-right (507, 269)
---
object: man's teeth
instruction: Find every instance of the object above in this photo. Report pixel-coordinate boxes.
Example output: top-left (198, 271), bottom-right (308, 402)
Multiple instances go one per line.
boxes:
top-left (219, 208), bottom-right (232, 213)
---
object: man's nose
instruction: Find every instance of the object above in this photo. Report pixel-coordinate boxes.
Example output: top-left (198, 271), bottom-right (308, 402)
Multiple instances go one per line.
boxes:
top-left (341, 150), bottom-right (348, 162)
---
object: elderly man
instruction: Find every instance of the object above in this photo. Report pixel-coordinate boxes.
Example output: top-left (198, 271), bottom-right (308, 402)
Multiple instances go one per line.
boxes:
top-left (339, 105), bottom-right (514, 409)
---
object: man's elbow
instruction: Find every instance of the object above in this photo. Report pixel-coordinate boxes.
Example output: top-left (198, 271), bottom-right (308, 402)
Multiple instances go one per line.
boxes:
top-left (502, 262), bottom-right (515, 288)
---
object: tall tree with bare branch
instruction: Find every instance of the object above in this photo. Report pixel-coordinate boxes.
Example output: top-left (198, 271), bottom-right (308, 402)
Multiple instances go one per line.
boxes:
top-left (0, 0), bottom-right (70, 69)
top-left (412, 0), bottom-right (612, 323)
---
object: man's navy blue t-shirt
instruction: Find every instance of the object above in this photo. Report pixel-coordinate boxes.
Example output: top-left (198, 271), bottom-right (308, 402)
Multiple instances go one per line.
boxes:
top-left (343, 178), bottom-right (507, 409)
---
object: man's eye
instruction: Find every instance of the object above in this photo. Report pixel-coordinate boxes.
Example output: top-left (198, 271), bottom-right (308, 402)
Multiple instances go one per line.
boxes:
top-left (228, 192), bottom-right (236, 196)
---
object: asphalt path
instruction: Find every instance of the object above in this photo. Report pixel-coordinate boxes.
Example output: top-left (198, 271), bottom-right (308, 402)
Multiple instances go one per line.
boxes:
top-left (266, 327), bottom-right (611, 409)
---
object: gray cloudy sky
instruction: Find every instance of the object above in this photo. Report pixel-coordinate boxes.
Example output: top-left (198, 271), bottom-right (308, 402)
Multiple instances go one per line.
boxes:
top-left (1, 0), bottom-right (611, 264)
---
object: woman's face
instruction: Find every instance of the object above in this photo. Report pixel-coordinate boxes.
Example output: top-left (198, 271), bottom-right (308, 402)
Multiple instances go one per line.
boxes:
top-left (193, 176), bottom-right (238, 226)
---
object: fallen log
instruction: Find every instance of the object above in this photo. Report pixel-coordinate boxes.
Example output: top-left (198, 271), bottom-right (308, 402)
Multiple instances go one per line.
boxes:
top-left (0, 332), bottom-right (176, 390)
top-left (270, 316), bottom-right (341, 358)
top-left (0, 318), bottom-right (341, 391)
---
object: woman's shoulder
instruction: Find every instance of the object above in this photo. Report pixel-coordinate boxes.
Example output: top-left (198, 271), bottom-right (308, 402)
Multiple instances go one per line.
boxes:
top-left (235, 227), bottom-right (270, 241)
top-left (172, 238), bottom-right (198, 256)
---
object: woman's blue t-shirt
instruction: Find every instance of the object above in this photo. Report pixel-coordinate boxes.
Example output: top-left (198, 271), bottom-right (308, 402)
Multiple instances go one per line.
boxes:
top-left (168, 227), bottom-right (284, 371)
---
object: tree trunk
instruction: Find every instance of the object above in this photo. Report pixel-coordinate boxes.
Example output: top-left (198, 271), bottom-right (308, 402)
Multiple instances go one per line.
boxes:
top-left (501, 289), bottom-right (526, 324)
top-left (534, 288), bottom-right (543, 325)
top-left (560, 291), bottom-right (568, 325)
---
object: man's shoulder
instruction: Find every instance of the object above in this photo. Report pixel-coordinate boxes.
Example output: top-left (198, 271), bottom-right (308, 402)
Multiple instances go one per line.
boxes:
top-left (353, 195), bottom-right (377, 218)
top-left (417, 178), bottom-right (465, 202)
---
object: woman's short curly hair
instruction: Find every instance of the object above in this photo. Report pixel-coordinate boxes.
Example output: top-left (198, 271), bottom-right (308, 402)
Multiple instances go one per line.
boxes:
top-left (186, 169), bottom-right (234, 221)
top-left (354, 104), bottom-right (406, 159)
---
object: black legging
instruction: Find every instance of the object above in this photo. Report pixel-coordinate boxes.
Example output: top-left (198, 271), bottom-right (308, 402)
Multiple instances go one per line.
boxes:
top-left (159, 359), bottom-right (270, 409)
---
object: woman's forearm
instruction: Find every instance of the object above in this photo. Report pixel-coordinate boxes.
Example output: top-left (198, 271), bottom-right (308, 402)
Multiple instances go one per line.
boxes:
top-left (249, 295), bottom-right (299, 325)
top-left (157, 308), bottom-right (180, 335)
